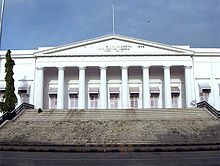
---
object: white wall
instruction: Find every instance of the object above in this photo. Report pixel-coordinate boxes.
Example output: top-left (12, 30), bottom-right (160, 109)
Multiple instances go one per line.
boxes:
top-left (0, 57), bottom-right (36, 106)
top-left (193, 56), bottom-right (220, 110)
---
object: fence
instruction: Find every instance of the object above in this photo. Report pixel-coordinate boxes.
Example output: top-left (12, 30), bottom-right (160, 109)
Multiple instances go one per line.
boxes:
top-left (0, 102), bottom-right (34, 125)
top-left (197, 101), bottom-right (220, 118)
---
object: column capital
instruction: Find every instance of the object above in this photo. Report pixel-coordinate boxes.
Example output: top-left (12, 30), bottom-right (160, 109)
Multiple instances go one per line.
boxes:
top-left (100, 66), bottom-right (107, 70)
top-left (184, 66), bottom-right (192, 69)
top-left (78, 66), bottom-right (86, 70)
top-left (57, 67), bottom-right (65, 70)
top-left (163, 66), bottom-right (171, 69)
top-left (142, 66), bottom-right (150, 70)
top-left (121, 66), bottom-right (128, 70)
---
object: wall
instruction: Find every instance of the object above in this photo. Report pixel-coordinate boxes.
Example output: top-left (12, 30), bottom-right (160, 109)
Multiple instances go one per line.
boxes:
top-left (193, 56), bottom-right (220, 110)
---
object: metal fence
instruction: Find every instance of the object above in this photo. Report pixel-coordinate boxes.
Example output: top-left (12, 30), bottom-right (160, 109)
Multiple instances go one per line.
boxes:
top-left (0, 102), bottom-right (34, 125)
top-left (197, 101), bottom-right (220, 118)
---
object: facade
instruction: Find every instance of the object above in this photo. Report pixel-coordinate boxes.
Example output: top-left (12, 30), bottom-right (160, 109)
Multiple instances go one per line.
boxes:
top-left (0, 34), bottom-right (220, 110)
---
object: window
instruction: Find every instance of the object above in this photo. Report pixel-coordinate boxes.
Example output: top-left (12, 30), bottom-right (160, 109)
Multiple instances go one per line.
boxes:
top-left (200, 89), bottom-right (210, 102)
top-left (18, 87), bottom-right (30, 104)
top-left (49, 94), bottom-right (57, 109)
top-left (130, 93), bottom-right (139, 108)
top-left (89, 93), bottom-right (99, 109)
top-left (69, 94), bottom-right (78, 109)
top-left (110, 93), bottom-right (119, 109)
top-left (19, 91), bottom-right (29, 103)
top-left (150, 93), bottom-right (159, 108)
top-left (198, 83), bottom-right (211, 102)
top-left (172, 93), bottom-right (179, 108)
top-left (171, 87), bottom-right (180, 108)
top-left (0, 90), bottom-right (5, 102)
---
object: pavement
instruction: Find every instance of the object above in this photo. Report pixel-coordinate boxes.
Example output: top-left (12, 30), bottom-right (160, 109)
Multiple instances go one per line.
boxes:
top-left (1, 151), bottom-right (220, 166)
top-left (1, 143), bottom-right (220, 152)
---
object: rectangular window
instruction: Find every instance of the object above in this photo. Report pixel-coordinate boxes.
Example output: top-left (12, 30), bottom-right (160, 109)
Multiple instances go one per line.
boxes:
top-left (69, 94), bottom-right (78, 109)
top-left (200, 92), bottom-right (209, 102)
top-left (110, 93), bottom-right (119, 109)
top-left (49, 94), bottom-right (57, 109)
top-left (0, 90), bottom-right (5, 102)
top-left (130, 93), bottom-right (139, 108)
top-left (19, 92), bottom-right (29, 103)
top-left (198, 84), bottom-right (211, 102)
top-left (150, 93), bottom-right (159, 108)
top-left (172, 93), bottom-right (179, 108)
top-left (89, 93), bottom-right (99, 109)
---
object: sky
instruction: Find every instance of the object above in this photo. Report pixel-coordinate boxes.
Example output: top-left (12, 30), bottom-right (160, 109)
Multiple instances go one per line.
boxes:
top-left (1, 0), bottom-right (220, 50)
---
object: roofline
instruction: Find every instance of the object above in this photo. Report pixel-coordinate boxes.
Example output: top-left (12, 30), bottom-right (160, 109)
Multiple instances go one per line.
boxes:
top-left (34, 34), bottom-right (195, 55)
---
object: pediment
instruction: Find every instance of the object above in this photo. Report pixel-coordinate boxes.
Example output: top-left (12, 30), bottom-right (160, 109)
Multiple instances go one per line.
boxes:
top-left (35, 34), bottom-right (194, 56)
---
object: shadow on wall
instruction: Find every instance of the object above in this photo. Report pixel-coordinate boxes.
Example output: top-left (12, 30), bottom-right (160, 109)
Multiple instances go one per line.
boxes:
top-left (18, 76), bottom-right (30, 104)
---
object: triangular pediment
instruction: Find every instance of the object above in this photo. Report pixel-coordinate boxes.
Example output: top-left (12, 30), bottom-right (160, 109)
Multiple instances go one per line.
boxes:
top-left (35, 34), bottom-right (194, 56)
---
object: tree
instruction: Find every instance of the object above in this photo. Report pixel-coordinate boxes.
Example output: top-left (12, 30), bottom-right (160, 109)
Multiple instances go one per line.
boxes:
top-left (1, 50), bottom-right (17, 113)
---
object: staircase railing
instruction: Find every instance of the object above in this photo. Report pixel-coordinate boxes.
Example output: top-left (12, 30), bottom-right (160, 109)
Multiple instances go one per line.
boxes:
top-left (197, 101), bottom-right (220, 118)
top-left (0, 102), bottom-right (34, 125)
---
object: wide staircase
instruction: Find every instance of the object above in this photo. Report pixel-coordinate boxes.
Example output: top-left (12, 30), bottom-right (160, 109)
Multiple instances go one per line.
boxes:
top-left (17, 108), bottom-right (214, 121)
top-left (0, 108), bottom-right (220, 146)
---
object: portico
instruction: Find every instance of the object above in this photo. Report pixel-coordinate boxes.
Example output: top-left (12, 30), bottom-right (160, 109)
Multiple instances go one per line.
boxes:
top-left (35, 64), bottom-right (192, 110)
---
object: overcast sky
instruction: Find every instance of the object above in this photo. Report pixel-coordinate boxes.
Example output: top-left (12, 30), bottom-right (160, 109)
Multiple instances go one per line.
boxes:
top-left (1, 0), bottom-right (220, 50)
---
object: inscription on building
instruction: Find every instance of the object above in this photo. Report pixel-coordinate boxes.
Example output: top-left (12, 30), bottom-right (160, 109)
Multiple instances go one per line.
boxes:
top-left (98, 45), bottom-right (132, 52)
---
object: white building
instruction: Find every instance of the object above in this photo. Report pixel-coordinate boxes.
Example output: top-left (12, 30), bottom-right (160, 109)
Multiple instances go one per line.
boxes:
top-left (0, 34), bottom-right (220, 110)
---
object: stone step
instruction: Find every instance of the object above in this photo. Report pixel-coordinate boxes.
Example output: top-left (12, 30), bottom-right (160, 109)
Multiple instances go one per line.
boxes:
top-left (16, 108), bottom-right (215, 123)
top-left (19, 117), bottom-right (211, 121)
top-left (18, 115), bottom-right (212, 121)
top-left (21, 112), bottom-right (210, 116)
top-left (20, 114), bottom-right (209, 119)
top-left (20, 112), bottom-right (210, 117)
top-left (23, 110), bottom-right (207, 114)
top-left (20, 110), bottom-right (211, 118)
top-left (22, 109), bottom-right (207, 115)
top-left (25, 108), bottom-right (205, 112)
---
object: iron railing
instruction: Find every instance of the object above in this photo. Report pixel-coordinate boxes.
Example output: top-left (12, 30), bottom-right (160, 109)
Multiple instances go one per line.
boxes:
top-left (0, 102), bottom-right (34, 125)
top-left (197, 101), bottom-right (220, 118)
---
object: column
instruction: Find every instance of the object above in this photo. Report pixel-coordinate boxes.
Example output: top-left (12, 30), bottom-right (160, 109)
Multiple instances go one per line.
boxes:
top-left (57, 67), bottom-right (65, 109)
top-left (100, 66), bottom-right (107, 109)
top-left (142, 66), bottom-right (150, 108)
top-left (121, 66), bottom-right (128, 109)
top-left (184, 66), bottom-right (192, 107)
top-left (78, 67), bottom-right (86, 109)
top-left (36, 67), bottom-right (44, 108)
top-left (163, 66), bottom-right (171, 108)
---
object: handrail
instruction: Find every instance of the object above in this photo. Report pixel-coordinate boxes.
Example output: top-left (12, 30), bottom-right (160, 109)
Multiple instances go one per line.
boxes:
top-left (0, 102), bottom-right (34, 125)
top-left (197, 101), bottom-right (220, 118)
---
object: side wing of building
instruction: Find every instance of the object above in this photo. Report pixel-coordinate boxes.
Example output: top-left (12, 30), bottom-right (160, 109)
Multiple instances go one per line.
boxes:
top-left (0, 50), bottom-right (36, 106)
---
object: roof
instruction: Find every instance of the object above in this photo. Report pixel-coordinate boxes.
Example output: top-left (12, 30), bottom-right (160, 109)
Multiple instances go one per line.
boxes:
top-left (34, 34), bottom-right (195, 57)
top-left (0, 34), bottom-right (219, 58)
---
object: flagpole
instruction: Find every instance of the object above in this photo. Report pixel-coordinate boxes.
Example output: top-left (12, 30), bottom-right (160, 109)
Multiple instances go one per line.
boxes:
top-left (0, 0), bottom-right (5, 49)
top-left (112, 4), bottom-right (115, 34)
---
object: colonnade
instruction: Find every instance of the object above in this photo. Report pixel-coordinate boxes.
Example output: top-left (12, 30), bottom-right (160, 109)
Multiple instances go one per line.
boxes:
top-left (35, 66), bottom-right (192, 109)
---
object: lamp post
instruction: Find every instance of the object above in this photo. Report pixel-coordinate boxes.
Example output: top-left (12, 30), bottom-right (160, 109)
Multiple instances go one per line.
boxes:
top-left (0, 0), bottom-right (5, 49)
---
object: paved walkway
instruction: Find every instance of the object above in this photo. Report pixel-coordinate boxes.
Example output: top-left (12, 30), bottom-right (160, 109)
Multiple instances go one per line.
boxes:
top-left (1, 151), bottom-right (220, 166)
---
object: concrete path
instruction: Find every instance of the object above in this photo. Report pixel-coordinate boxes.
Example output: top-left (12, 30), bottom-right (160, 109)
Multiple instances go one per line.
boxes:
top-left (1, 151), bottom-right (220, 166)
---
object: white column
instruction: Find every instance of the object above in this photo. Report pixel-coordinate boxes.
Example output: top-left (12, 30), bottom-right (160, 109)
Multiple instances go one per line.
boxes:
top-left (78, 67), bottom-right (86, 109)
top-left (163, 66), bottom-right (171, 108)
top-left (36, 67), bottom-right (44, 108)
top-left (57, 67), bottom-right (65, 109)
top-left (142, 66), bottom-right (150, 108)
top-left (121, 66), bottom-right (128, 109)
top-left (100, 66), bottom-right (107, 109)
top-left (184, 66), bottom-right (192, 107)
